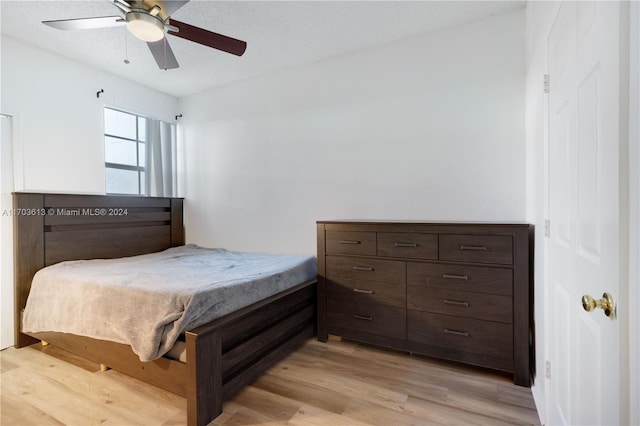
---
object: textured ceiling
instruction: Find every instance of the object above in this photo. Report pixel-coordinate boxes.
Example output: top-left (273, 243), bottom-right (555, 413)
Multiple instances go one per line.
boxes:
top-left (1, 0), bottom-right (525, 98)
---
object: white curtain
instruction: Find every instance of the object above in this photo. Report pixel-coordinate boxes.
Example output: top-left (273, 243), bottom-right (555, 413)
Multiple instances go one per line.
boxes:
top-left (145, 118), bottom-right (176, 197)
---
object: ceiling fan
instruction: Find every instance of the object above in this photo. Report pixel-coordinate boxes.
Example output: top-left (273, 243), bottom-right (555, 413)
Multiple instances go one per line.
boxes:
top-left (42, 0), bottom-right (247, 70)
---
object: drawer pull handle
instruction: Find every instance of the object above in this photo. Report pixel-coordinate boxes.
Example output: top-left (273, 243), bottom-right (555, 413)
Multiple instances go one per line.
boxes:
top-left (352, 266), bottom-right (374, 272)
top-left (395, 242), bottom-right (418, 248)
top-left (340, 240), bottom-right (361, 245)
top-left (353, 315), bottom-right (373, 321)
top-left (460, 245), bottom-right (487, 251)
top-left (442, 274), bottom-right (469, 280)
top-left (353, 288), bottom-right (373, 294)
top-left (444, 329), bottom-right (469, 337)
top-left (443, 299), bottom-right (470, 307)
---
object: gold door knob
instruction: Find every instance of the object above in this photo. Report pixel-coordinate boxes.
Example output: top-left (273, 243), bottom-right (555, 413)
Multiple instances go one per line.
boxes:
top-left (581, 293), bottom-right (615, 318)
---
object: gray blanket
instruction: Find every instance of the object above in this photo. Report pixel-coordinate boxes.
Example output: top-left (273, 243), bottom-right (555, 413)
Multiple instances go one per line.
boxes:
top-left (22, 245), bottom-right (317, 361)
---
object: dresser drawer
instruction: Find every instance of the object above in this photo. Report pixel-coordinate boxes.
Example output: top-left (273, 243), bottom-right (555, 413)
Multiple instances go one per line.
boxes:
top-left (407, 263), bottom-right (512, 296)
top-left (439, 234), bottom-right (513, 265)
top-left (326, 256), bottom-right (406, 284)
top-left (327, 298), bottom-right (406, 339)
top-left (408, 311), bottom-right (513, 361)
top-left (326, 278), bottom-right (406, 308)
top-left (326, 231), bottom-right (376, 255)
top-left (408, 288), bottom-right (512, 323)
top-left (377, 232), bottom-right (437, 259)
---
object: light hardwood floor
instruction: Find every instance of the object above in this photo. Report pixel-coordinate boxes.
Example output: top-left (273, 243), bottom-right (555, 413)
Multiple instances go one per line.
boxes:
top-left (1, 337), bottom-right (540, 425)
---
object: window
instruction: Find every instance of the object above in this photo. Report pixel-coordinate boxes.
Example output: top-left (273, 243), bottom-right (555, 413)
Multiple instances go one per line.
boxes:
top-left (104, 107), bottom-right (176, 196)
top-left (104, 108), bottom-right (146, 195)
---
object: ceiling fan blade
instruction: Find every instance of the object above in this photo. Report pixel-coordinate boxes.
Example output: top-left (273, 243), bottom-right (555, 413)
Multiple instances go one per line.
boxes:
top-left (147, 39), bottom-right (179, 70)
top-left (168, 19), bottom-right (247, 56)
top-left (42, 16), bottom-right (125, 31)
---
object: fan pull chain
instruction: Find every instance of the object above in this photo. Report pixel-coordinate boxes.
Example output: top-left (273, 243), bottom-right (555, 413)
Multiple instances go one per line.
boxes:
top-left (163, 37), bottom-right (168, 71)
top-left (124, 29), bottom-right (130, 64)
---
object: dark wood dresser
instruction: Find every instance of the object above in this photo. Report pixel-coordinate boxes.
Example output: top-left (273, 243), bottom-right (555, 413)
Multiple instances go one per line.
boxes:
top-left (316, 221), bottom-right (533, 386)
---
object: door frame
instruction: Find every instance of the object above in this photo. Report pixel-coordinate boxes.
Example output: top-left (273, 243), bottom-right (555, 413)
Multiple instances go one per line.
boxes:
top-left (0, 109), bottom-right (23, 350)
top-left (629, 1), bottom-right (639, 424)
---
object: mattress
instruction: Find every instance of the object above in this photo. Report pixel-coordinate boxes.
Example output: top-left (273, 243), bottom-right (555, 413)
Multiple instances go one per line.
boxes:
top-left (22, 245), bottom-right (317, 361)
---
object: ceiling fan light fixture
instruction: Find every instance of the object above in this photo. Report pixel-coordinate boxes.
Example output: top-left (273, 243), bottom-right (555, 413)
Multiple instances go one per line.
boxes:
top-left (126, 12), bottom-right (164, 42)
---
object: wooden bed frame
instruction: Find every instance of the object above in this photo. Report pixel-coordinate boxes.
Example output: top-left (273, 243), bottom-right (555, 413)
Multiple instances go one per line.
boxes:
top-left (13, 192), bottom-right (317, 426)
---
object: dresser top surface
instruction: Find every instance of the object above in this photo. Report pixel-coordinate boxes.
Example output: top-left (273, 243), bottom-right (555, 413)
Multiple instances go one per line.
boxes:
top-left (317, 220), bottom-right (532, 227)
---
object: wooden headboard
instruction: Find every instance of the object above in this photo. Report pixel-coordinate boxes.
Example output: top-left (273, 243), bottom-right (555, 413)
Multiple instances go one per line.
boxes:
top-left (13, 192), bottom-right (185, 348)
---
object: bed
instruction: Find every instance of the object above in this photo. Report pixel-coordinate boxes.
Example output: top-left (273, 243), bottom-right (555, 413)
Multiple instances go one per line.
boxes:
top-left (13, 192), bottom-right (317, 426)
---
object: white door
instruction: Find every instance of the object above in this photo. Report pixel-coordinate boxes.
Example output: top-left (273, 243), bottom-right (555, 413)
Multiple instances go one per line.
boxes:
top-left (0, 114), bottom-right (15, 349)
top-left (548, 1), bottom-right (625, 425)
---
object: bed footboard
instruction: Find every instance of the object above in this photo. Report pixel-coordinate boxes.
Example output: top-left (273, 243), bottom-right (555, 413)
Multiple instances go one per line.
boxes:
top-left (24, 279), bottom-right (316, 426)
top-left (186, 280), bottom-right (316, 426)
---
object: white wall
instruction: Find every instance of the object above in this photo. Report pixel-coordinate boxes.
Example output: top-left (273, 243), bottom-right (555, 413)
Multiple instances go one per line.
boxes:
top-left (0, 36), bottom-right (178, 348)
top-left (1, 36), bottom-right (179, 193)
top-left (179, 9), bottom-right (526, 255)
